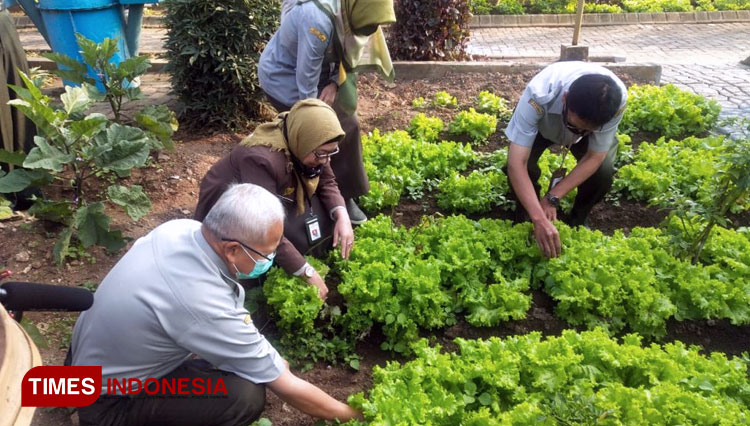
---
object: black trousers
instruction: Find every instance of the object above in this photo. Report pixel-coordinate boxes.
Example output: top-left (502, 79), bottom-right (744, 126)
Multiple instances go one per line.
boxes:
top-left (77, 360), bottom-right (266, 426)
top-left (264, 92), bottom-right (369, 200)
top-left (508, 133), bottom-right (617, 226)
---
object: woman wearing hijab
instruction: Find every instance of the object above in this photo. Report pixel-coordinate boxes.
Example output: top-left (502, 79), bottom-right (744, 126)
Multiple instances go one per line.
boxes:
top-left (194, 99), bottom-right (354, 300)
top-left (258, 0), bottom-right (396, 225)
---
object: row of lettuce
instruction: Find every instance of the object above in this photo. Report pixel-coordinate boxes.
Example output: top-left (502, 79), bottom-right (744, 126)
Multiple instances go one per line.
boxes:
top-left (263, 213), bottom-right (750, 355)
top-left (260, 214), bottom-right (750, 423)
top-left (254, 83), bottom-right (750, 423)
top-left (471, 0), bottom-right (750, 16)
top-left (361, 84), bottom-right (734, 217)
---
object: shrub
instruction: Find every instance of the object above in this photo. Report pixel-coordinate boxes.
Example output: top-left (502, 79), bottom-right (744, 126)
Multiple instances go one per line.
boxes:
top-left (620, 84), bottom-right (721, 139)
top-left (163, 0), bottom-right (279, 129)
top-left (493, 0), bottom-right (526, 14)
top-left (712, 0), bottom-right (750, 9)
top-left (388, 0), bottom-right (471, 61)
top-left (622, 0), bottom-right (693, 11)
top-left (524, 0), bottom-right (570, 14)
top-left (471, 0), bottom-right (495, 14)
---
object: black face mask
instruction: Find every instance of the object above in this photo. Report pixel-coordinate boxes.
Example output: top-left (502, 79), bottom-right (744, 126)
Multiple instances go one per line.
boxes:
top-left (290, 154), bottom-right (323, 179)
top-left (283, 117), bottom-right (323, 179)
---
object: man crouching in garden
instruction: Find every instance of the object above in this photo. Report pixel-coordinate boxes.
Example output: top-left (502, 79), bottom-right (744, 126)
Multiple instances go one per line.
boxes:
top-left (505, 61), bottom-right (627, 259)
top-left (69, 183), bottom-right (361, 425)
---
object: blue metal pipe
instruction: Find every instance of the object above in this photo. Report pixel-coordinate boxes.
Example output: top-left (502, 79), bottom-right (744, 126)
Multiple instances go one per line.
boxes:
top-left (15, 0), bottom-right (50, 45)
top-left (124, 4), bottom-right (143, 57)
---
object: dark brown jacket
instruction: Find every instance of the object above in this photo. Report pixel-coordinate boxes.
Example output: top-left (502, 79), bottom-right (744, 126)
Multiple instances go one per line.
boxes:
top-left (194, 145), bottom-right (345, 274)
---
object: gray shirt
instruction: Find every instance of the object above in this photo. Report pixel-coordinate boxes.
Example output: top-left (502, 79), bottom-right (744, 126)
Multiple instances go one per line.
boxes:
top-left (505, 61), bottom-right (628, 153)
top-left (258, 1), bottom-right (336, 107)
top-left (71, 219), bottom-right (285, 393)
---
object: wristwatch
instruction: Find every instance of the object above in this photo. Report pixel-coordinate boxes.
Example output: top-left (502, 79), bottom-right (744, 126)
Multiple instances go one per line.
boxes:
top-left (304, 265), bottom-right (315, 278)
top-left (543, 192), bottom-right (560, 208)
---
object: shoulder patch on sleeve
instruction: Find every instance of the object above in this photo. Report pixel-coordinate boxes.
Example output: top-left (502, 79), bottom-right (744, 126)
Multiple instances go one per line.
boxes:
top-left (309, 27), bottom-right (327, 42)
top-left (243, 314), bottom-right (252, 325)
top-left (528, 98), bottom-right (543, 115)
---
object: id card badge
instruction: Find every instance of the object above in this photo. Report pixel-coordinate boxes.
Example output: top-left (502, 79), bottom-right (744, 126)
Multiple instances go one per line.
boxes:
top-left (305, 214), bottom-right (322, 245)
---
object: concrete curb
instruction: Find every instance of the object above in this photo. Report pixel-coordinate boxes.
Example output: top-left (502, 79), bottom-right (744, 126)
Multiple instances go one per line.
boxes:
top-left (471, 10), bottom-right (750, 27)
top-left (28, 57), bottom-right (168, 73)
top-left (11, 14), bottom-right (165, 28)
top-left (28, 57), bottom-right (661, 86)
top-left (392, 61), bottom-right (662, 84)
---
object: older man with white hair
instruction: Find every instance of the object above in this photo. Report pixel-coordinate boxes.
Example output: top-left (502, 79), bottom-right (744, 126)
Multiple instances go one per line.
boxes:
top-left (70, 183), bottom-right (361, 426)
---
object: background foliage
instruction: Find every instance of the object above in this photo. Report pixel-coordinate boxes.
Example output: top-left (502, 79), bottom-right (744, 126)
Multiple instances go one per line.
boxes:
top-left (163, 0), bottom-right (280, 129)
top-left (388, 0), bottom-right (472, 61)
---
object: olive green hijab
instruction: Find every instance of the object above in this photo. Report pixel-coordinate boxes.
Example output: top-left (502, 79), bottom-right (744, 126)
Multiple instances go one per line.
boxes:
top-left (302, 0), bottom-right (396, 115)
top-left (240, 99), bottom-right (345, 215)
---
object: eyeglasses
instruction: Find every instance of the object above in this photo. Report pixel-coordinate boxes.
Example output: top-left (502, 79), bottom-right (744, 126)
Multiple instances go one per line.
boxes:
top-left (562, 105), bottom-right (592, 137)
top-left (313, 146), bottom-right (340, 159)
top-left (222, 239), bottom-right (276, 261)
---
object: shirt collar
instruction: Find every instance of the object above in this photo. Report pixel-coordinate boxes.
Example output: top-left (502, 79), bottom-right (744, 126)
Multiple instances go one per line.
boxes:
top-left (194, 227), bottom-right (231, 277)
top-left (194, 228), bottom-right (244, 297)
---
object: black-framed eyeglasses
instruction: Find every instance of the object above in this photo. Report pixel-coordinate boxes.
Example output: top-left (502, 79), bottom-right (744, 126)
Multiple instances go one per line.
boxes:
top-left (222, 239), bottom-right (276, 261)
top-left (562, 104), bottom-right (592, 137)
top-left (313, 146), bottom-right (340, 159)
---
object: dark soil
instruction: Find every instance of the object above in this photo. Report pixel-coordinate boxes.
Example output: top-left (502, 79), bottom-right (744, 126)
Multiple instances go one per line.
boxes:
top-left (3, 71), bottom-right (748, 426)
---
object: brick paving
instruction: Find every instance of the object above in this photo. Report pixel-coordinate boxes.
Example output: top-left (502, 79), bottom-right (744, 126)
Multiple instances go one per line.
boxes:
top-left (16, 22), bottom-right (750, 121)
top-left (469, 23), bottom-right (750, 120)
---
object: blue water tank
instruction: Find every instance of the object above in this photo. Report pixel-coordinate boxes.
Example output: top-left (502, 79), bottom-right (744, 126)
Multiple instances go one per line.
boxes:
top-left (38, 0), bottom-right (130, 88)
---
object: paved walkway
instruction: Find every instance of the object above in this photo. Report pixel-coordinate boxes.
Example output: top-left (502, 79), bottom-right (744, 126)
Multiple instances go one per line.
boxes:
top-left (469, 23), bottom-right (750, 119)
top-left (16, 22), bottom-right (750, 120)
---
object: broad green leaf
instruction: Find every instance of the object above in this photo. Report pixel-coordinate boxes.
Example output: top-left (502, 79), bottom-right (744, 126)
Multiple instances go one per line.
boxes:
top-left (53, 226), bottom-right (74, 266)
top-left (74, 202), bottom-right (111, 248)
top-left (43, 51), bottom-right (88, 75)
top-left (98, 228), bottom-right (127, 253)
top-left (93, 124), bottom-right (150, 171)
top-left (82, 83), bottom-right (107, 102)
top-left (23, 136), bottom-right (74, 172)
top-left (8, 74), bottom-right (63, 139)
top-left (118, 56), bottom-right (150, 78)
top-left (0, 195), bottom-right (12, 220)
top-left (61, 86), bottom-right (93, 115)
top-left (76, 34), bottom-right (117, 68)
top-left (0, 149), bottom-right (27, 167)
top-left (107, 185), bottom-right (151, 221)
top-left (0, 168), bottom-right (51, 193)
top-left (124, 87), bottom-right (145, 102)
top-left (73, 202), bottom-right (127, 253)
top-left (69, 113), bottom-right (108, 141)
top-left (29, 199), bottom-right (74, 225)
top-left (478, 392), bottom-right (492, 406)
top-left (135, 105), bottom-right (178, 150)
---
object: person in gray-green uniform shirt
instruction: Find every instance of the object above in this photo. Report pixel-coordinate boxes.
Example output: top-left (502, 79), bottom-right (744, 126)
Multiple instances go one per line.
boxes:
top-left (70, 183), bottom-right (361, 426)
top-left (505, 61), bottom-right (627, 258)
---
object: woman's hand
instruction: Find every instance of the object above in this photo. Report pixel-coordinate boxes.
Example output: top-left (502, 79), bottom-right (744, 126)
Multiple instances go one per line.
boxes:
top-left (332, 210), bottom-right (355, 259)
top-left (319, 82), bottom-right (338, 106)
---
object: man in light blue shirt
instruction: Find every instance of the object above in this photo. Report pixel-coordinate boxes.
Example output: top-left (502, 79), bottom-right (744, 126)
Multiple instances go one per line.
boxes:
top-left (505, 62), bottom-right (627, 258)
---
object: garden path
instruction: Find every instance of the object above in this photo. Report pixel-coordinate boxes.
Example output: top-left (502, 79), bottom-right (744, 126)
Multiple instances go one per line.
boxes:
top-left (16, 22), bottom-right (750, 121)
top-left (469, 23), bottom-right (750, 120)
